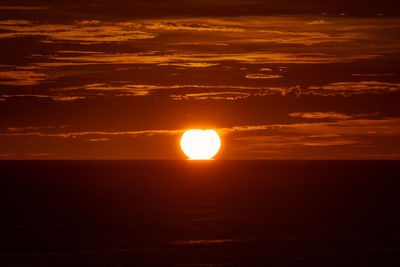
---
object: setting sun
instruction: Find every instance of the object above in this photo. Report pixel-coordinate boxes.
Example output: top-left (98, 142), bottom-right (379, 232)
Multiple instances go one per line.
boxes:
top-left (180, 129), bottom-right (221, 160)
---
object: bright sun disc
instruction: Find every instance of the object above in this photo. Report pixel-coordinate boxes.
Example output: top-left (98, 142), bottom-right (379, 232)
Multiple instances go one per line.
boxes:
top-left (180, 129), bottom-right (221, 160)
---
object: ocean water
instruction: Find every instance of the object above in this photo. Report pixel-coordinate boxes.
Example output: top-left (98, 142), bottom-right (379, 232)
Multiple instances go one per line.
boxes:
top-left (1, 160), bottom-right (400, 266)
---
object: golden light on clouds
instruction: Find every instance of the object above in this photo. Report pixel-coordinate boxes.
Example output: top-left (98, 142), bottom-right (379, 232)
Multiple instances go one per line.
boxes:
top-left (0, 6), bottom-right (399, 159)
top-left (180, 129), bottom-right (221, 160)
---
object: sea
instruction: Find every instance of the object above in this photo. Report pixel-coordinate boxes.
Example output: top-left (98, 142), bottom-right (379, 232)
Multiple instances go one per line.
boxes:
top-left (1, 160), bottom-right (400, 266)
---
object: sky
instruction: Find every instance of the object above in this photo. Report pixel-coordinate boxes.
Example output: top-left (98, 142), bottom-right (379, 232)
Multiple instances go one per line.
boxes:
top-left (0, 0), bottom-right (400, 159)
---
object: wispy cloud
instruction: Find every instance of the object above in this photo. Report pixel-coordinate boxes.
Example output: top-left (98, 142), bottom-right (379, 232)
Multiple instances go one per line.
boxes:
top-left (231, 135), bottom-right (358, 149)
top-left (50, 80), bottom-right (398, 100)
top-left (352, 73), bottom-right (395, 77)
top-left (141, 21), bottom-right (244, 32)
top-left (55, 82), bottom-right (297, 98)
top-left (7, 125), bottom-right (68, 132)
top-left (0, 94), bottom-right (86, 101)
top-left (3, 118), bottom-right (399, 138)
top-left (171, 92), bottom-right (251, 100)
top-left (135, 17), bottom-right (369, 45)
top-left (245, 74), bottom-right (282, 79)
top-left (86, 138), bottom-right (111, 142)
top-left (309, 81), bottom-right (400, 96)
top-left (222, 118), bottom-right (400, 137)
top-left (0, 70), bottom-right (50, 85)
top-left (306, 19), bottom-right (332, 25)
top-left (2, 118), bottom-right (399, 159)
top-left (1, 116), bottom-right (399, 159)
top-left (289, 112), bottom-right (353, 120)
top-left (0, 6), bottom-right (48, 10)
top-left (0, 12), bottom-right (399, 159)
top-left (0, 20), bottom-right (31, 25)
top-left (43, 51), bottom-right (379, 68)
top-left (0, 129), bottom-right (183, 138)
top-left (0, 20), bottom-right (156, 43)
top-left (157, 62), bottom-right (219, 68)
top-left (222, 118), bottom-right (400, 158)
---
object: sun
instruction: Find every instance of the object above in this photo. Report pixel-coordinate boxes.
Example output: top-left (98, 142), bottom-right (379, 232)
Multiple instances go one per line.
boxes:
top-left (180, 129), bottom-right (221, 160)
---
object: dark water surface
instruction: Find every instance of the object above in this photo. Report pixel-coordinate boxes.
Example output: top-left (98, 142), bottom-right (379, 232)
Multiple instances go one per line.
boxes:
top-left (1, 160), bottom-right (400, 266)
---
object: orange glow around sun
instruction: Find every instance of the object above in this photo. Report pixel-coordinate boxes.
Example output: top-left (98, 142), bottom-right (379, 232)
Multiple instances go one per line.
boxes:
top-left (180, 129), bottom-right (221, 160)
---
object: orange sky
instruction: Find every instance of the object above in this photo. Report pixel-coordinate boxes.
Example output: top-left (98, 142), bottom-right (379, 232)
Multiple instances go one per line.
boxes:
top-left (1, 1), bottom-right (400, 159)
